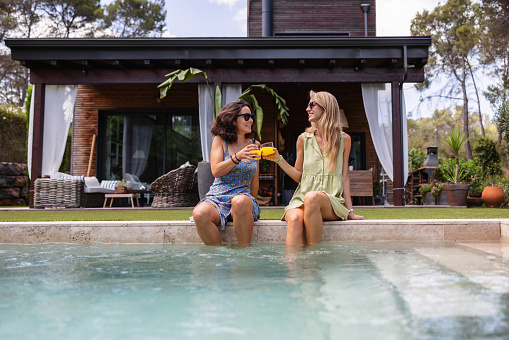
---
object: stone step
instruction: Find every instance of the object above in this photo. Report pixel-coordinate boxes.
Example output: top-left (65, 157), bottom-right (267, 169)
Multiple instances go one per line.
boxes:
top-left (0, 219), bottom-right (507, 244)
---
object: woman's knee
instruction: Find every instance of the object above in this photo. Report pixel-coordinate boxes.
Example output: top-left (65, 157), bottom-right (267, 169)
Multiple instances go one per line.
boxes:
top-left (193, 204), bottom-right (214, 224)
top-left (286, 210), bottom-right (304, 230)
top-left (303, 191), bottom-right (325, 207)
top-left (231, 195), bottom-right (252, 212)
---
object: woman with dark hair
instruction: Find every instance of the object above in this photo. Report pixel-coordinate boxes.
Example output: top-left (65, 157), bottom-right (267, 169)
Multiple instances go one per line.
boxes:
top-left (265, 90), bottom-right (364, 245)
top-left (192, 99), bottom-right (261, 245)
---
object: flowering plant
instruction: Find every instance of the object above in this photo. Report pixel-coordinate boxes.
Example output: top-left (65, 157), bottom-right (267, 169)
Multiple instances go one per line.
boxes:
top-left (258, 186), bottom-right (272, 197)
top-left (430, 181), bottom-right (444, 198)
top-left (420, 181), bottom-right (444, 198)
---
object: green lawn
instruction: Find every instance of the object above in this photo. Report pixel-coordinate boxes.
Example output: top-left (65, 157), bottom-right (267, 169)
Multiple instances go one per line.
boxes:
top-left (1, 207), bottom-right (509, 222)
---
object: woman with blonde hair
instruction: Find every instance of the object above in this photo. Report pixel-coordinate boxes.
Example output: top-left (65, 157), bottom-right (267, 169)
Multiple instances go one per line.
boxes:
top-left (265, 90), bottom-right (364, 245)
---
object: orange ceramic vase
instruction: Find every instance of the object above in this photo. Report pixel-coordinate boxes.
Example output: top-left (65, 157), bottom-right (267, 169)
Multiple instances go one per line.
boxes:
top-left (481, 186), bottom-right (505, 208)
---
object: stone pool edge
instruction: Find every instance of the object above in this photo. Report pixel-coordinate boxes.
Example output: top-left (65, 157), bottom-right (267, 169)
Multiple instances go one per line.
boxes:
top-left (0, 219), bottom-right (508, 244)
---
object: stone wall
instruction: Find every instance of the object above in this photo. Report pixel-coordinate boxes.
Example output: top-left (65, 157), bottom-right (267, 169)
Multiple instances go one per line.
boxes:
top-left (0, 162), bottom-right (28, 206)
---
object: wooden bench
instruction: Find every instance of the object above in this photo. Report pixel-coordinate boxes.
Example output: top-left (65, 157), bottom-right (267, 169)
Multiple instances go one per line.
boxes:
top-left (349, 169), bottom-right (374, 205)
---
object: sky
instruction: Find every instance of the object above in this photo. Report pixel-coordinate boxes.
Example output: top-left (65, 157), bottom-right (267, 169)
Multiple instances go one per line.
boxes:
top-left (163, 0), bottom-right (494, 120)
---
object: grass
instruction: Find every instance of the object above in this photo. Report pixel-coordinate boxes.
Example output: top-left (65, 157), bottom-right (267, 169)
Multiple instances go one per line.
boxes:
top-left (1, 207), bottom-right (509, 222)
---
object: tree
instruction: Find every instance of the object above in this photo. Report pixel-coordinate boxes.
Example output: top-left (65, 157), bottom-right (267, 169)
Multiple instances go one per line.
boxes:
top-left (411, 0), bottom-right (480, 160)
top-left (478, 0), bottom-right (509, 130)
top-left (43, 0), bottom-right (103, 37)
top-left (103, 0), bottom-right (166, 37)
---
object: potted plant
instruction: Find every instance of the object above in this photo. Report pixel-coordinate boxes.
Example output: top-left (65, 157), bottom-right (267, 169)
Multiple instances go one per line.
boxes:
top-left (430, 181), bottom-right (447, 205)
top-left (441, 128), bottom-right (470, 206)
top-left (481, 163), bottom-right (505, 207)
top-left (115, 178), bottom-right (127, 193)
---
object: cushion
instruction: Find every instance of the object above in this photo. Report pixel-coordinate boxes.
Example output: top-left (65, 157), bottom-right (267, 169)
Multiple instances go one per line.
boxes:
top-left (84, 177), bottom-right (101, 188)
top-left (49, 172), bottom-right (85, 181)
top-left (101, 180), bottom-right (119, 190)
top-left (84, 177), bottom-right (117, 194)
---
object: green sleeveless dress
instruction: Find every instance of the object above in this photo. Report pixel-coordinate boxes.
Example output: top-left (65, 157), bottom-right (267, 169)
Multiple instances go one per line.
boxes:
top-left (283, 131), bottom-right (349, 220)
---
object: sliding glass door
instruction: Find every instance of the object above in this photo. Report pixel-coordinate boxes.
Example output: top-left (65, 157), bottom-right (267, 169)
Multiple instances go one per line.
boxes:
top-left (97, 109), bottom-right (201, 184)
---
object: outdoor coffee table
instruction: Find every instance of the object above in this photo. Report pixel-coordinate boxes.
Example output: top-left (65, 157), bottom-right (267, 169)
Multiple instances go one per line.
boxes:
top-left (103, 193), bottom-right (139, 208)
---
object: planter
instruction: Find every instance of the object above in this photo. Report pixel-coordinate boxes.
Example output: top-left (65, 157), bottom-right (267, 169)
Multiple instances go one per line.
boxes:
top-left (482, 186), bottom-right (505, 208)
top-left (437, 191), bottom-right (449, 205)
top-left (423, 192), bottom-right (435, 205)
top-left (444, 184), bottom-right (470, 207)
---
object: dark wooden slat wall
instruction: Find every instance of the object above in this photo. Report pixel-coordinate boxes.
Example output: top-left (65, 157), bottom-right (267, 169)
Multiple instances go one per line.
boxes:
top-left (71, 84), bottom-right (197, 176)
top-left (248, 0), bottom-right (376, 37)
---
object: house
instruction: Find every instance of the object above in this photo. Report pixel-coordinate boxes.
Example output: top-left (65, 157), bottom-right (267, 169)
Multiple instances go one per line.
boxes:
top-left (6, 0), bottom-right (430, 207)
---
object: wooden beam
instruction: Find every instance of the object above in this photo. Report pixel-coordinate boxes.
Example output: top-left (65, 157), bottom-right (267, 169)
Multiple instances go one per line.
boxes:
top-left (354, 59), bottom-right (366, 72)
top-left (29, 83), bottom-right (45, 208)
top-left (391, 81), bottom-right (404, 206)
top-left (29, 67), bottom-right (426, 84)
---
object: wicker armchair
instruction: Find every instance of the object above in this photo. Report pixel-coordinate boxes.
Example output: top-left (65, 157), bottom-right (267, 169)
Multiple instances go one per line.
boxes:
top-left (150, 164), bottom-right (199, 208)
top-left (34, 178), bottom-right (83, 208)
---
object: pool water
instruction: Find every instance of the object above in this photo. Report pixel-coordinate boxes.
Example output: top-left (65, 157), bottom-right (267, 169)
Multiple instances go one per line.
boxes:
top-left (1, 242), bottom-right (508, 340)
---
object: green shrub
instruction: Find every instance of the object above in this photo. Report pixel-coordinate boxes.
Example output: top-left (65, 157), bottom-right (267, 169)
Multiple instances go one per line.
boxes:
top-left (473, 137), bottom-right (500, 175)
top-left (408, 148), bottom-right (426, 172)
top-left (0, 105), bottom-right (27, 163)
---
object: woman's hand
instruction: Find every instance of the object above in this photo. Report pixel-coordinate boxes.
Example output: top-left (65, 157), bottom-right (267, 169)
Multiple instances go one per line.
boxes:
top-left (235, 143), bottom-right (260, 162)
top-left (263, 148), bottom-right (281, 162)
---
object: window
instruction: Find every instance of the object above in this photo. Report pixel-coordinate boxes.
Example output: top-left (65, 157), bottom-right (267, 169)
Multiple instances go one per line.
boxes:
top-left (97, 109), bottom-right (201, 183)
top-left (348, 132), bottom-right (366, 170)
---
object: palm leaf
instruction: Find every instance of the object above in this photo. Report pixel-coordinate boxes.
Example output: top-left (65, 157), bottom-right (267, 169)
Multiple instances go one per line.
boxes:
top-left (158, 68), bottom-right (208, 100)
top-left (214, 85), bottom-right (222, 119)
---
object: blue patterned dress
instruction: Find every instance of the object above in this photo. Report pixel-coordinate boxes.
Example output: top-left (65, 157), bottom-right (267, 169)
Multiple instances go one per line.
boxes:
top-left (198, 141), bottom-right (260, 230)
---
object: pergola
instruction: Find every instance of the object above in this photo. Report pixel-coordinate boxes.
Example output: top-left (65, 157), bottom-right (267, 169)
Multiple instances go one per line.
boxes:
top-left (6, 36), bottom-right (431, 206)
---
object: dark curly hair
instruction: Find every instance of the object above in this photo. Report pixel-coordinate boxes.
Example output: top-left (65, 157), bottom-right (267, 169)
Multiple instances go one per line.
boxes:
top-left (210, 99), bottom-right (256, 143)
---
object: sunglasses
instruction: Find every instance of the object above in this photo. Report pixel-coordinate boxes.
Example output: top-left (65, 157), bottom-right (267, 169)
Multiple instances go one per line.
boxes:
top-left (236, 113), bottom-right (255, 121)
top-left (307, 101), bottom-right (317, 109)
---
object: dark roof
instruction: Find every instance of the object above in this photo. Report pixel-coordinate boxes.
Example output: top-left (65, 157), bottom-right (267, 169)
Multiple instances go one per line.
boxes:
top-left (6, 37), bottom-right (430, 71)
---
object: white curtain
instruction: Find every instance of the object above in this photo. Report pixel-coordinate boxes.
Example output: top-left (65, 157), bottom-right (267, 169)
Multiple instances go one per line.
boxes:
top-left (122, 116), bottom-right (154, 178)
top-left (222, 84), bottom-right (242, 105)
top-left (28, 85), bottom-right (78, 178)
top-left (198, 84), bottom-right (214, 162)
top-left (361, 83), bottom-right (408, 184)
top-left (198, 84), bottom-right (242, 162)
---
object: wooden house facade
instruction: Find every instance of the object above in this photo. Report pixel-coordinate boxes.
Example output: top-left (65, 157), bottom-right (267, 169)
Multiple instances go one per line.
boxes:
top-left (6, 0), bottom-right (430, 207)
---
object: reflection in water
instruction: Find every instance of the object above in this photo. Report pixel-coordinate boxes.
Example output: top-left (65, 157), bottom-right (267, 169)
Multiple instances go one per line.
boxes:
top-left (0, 242), bottom-right (508, 340)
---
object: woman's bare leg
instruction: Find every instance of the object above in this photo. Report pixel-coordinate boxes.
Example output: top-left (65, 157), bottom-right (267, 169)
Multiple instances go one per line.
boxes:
top-left (285, 207), bottom-right (305, 245)
top-left (231, 195), bottom-right (254, 245)
top-left (192, 202), bottom-right (222, 245)
top-left (303, 191), bottom-right (339, 244)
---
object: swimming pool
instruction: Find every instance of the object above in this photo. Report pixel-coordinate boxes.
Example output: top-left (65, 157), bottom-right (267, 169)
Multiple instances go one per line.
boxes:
top-left (1, 242), bottom-right (508, 339)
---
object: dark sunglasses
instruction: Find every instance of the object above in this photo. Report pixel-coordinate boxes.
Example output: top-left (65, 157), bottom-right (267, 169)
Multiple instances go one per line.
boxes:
top-left (307, 101), bottom-right (316, 109)
top-left (236, 113), bottom-right (255, 121)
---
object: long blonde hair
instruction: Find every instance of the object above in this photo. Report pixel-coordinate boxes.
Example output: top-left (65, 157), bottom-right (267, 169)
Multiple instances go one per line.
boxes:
top-left (305, 90), bottom-right (342, 172)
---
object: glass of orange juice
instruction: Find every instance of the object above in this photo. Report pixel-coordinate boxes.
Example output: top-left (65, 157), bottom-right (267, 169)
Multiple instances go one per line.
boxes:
top-left (250, 145), bottom-right (262, 160)
top-left (261, 142), bottom-right (275, 157)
